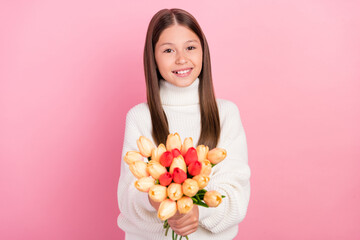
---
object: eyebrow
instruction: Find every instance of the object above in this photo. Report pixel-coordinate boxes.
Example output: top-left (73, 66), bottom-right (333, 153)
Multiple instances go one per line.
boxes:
top-left (159, 39), bottom-right (200, 47)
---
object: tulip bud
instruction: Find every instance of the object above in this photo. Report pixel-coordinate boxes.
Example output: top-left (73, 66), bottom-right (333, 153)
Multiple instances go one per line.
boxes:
top-left (177, 196), bottom-right (193, 214)
top-left (166, 133), bottom-right (182, 151)
top-left (192, 174), bottom-right (210, 189)
top-left (182, 179), bottom-right (199, 197)
top-left (159, 172), bottom-right (172, 186)
top-left (151, 144), bottom-right (166, 162)
top-left (171, 148), bottom-right (181, 158)
top-left (148, 185), bottom-right (167, 202)
top-left (200, 159), bottom-right (212, 176)
top-left (137, 136), bottom-right (155, 157)
top-left (180, 137), bottom-right (193, 156)
top-left (147, 160), bottom-right (167, 179)
top-left (123, 151), bottom-right (144, 165)
top-left (167, 183), bottom-right (183, 201)
top-left (159, 151), bottom-right (174, 167)
top-left (188, 161), bottom-right (202, 176)
top-left (172, 168), bottom-right (187, 184)
top-left (134, 176), bottom-right (155, 192)
top-left (196, 145), bottom-right (209, 162)
top-left (184, 147), bottom-right (198, 166)
top-left (129, 161), bottom-right (149, 179)
top-left (203, 190), bottom-right (222, 207)
top-left (207, 148), bottom-right (227, 164)
top-left (157, 199), bottom-right (177, 221)
top-left (169, 155), bottom-right (187, 174)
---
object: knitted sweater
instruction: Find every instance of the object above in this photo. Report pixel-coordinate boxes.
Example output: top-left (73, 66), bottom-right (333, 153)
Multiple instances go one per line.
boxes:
top-left (117, 78), bottom-right (251, 240)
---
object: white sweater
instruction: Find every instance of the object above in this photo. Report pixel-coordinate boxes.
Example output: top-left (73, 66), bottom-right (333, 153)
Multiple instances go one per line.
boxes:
top-left (117, 78), bottom-right (251, 240)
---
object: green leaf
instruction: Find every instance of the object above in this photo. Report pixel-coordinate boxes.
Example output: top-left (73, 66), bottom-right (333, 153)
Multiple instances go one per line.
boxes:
top-left (221, 195), bottom-right (226, 198)
top-left (195, 201), bottom-right (209, 208)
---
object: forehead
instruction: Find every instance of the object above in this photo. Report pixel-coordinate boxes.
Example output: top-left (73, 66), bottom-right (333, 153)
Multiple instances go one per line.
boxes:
top-left (157, 24), bottom-right (200, 45)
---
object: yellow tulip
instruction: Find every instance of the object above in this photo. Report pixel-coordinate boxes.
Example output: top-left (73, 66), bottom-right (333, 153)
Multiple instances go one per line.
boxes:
top-left (177, 196), bottom-right (193, 214)
top-left (182, 179), bottom-right (199, 197)
top-left (129, 161), bottom-right (149, 179)
top-left (134, 176), bottom-right (155, 192)
top-left (199, 159), bottom-right (212, 176)
top-left (137, 136), bottom-right (155, 157)
top-left (169, 155), bottom-right (187, 174)
top-left (192, 174), bottom-right (210, 189)
top-left (196, 145), bottom-right (209, 162)
top-left (157, 199), bottom-right (177, 221)
top-left (167, 183), bottom-right (183, 201)
top-left (207, 148), bottom-right (227, 164)
top-left (203, 190), bottom-right (222, 207)
top-left (166, 133), bottom-right (182, 151)
top-left (180, 137), bottom-right (193, 156)
top-left (147, 160), bottom-right (167, 179)
top-left (151, 144), bottom-right (167, 162)
top-left (124, 151), bottom-right (144, 165)
top-left (148, 185), bottom-right (167, 202)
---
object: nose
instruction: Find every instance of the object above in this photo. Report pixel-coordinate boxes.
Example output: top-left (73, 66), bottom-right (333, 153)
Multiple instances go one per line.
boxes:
top-left (175, 52), bottom-right (188, 65)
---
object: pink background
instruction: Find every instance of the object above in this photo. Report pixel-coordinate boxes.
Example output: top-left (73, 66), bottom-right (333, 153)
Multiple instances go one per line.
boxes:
top-left (1, 0), bottom-right (359, 239)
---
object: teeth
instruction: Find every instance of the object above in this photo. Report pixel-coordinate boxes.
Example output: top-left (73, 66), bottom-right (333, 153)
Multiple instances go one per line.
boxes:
top-left (175, 69), bottom-right (190, 74)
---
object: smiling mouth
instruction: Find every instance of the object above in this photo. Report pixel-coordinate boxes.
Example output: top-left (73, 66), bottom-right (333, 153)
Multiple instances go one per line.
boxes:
top-left (172, 68), bottom-right (193, 76)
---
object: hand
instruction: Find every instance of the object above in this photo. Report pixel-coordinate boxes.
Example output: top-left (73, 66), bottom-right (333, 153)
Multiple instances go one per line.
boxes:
top-left (148, 195), bottom-right (161, 211)
top-left (167, 204), bottom-right (199, 236)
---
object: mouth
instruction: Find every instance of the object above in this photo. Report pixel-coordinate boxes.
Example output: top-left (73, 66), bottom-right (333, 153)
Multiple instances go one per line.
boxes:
top-left (172, 68), bottom-right (193, 77)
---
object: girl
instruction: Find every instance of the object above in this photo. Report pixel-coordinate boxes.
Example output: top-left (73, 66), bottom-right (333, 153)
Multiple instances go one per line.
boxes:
top-left (117, 8), bottom-right (250, 240)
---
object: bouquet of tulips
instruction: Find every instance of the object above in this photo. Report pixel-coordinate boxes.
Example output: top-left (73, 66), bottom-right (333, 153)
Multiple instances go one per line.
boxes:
top-left (123, 133), bottom-right (227, 240)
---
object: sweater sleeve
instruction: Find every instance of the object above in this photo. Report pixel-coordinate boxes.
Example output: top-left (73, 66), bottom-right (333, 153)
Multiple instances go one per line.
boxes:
top-left (117, 108), bottom-right (163, 234)
top-left (198, 101), bottom-right (251, 233)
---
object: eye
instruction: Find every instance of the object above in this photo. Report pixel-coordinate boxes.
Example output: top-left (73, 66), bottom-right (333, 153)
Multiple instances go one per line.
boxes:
top-left (187, 46), bottom-right (196, 50)
top-left (163, 49), bottom-right (173, 53)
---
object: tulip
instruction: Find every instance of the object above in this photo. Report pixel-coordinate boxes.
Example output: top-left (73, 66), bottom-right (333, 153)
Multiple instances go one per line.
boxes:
top-left (182, 179), bottom-right (199, 197)
top-left (137, 136), bottom-right (155, 157)
top-left (199, 159), bottom-right (212, 176)
top-left (147, 160), bottom-right (167, 179)
top-left (158, 199), bottom-right (177, 221)
top-left (129, 161), bottom-right (149, 179)
top-left (134, 176), bottom-right (155, 192)
top-left (177, 196), bottom-right (194, 214)
top-left (207, 148), bottom-right (227, 164)
top-left (159, 172), bottom-right (173, 186)
top-left (167, 183), bottom-right (183, 201)
top-left (196, 145), bottom-right (209, 162)
top-left (203, 190), bottom-right (222, 207)
top-left (151, 144), bottom-right (167, 162)
top-left (166, 133), bottom-right (182, 151)
top-left (169, 155), bottom-right (187, 174)
top-left (159, 151), bottom-right (174, 167)
top-left (171, 148), bottom-right (181, 158)
top-left (192, 174), bottom-right (210, 189)
top-left (172, 168), bottom-right (187, 184)
top-left (188, 161), bottom-right (202, 176)
top-left (180, 137), bottom-right (193, 156)
top-left (148, 185), bottom-right (167, 202)
top-left (184, 147), bottom-right (198, 166)
top-left (123, 151), bottom-right (144, 165)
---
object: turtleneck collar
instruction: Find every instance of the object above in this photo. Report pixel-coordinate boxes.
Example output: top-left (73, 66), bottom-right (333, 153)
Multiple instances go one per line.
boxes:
top-left (159, 78), bottom-right (200, 106)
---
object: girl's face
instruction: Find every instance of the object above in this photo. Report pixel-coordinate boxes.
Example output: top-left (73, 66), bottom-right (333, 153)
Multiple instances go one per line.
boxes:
top-left (154, 24), bottom-right (203, 88)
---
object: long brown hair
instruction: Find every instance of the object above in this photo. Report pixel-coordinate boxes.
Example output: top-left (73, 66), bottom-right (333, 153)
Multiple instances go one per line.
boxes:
top-left (143, 8), bottom-right (220, 149)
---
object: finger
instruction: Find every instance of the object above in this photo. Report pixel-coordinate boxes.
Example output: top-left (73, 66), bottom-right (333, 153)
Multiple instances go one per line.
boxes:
top-left (173, 224), bottom-right (198, 237)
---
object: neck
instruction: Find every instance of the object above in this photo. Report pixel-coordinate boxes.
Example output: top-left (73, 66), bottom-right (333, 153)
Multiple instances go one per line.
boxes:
top-left (159, 78), bottom-right (200, 106)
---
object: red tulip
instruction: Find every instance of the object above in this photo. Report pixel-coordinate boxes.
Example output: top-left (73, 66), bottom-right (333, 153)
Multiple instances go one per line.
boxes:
top-left (173, 168), bottom-right (187, 184)
top-left (160, 151), bottom-right (174, 167)
top-left (188, 161), bottom-right (202, 176)
top-left (184, 147), bottom-right (198, 166)
top-left (171, 148), bottom-right (181, 158)
top-left (159, 172), bottom-right (173, 186)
